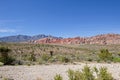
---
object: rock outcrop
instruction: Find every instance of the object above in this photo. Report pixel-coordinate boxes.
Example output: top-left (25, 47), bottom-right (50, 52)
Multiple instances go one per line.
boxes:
top-left (34, 34), bottom-right (120, 45)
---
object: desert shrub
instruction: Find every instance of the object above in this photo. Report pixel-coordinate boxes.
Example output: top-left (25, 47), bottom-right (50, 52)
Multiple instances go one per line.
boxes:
top-left (67, 65), bottom-right (114, 80)
top-left (0, 56), bottom-right (15, 65)
top-left (54, 74), bottom-right (63, 80)
top-left (59, 56), bottom-right (70, 63)
top-left (67, 69), bottom-right (75, 80)
top-left (41, 54), bottom-right (50, 62)
top-left (74, 70), bottom-right (83, 80)
top-left (117, 52), bottom-right (120, 56)
top-left (28, 53), bottom-right (36, 61)
top-left (67, 65), bottom-right (95, 80)
top-left (87, 58), bottom-right (93, 62)
top-left (112, 57), bottom-right (120, 62)
top-left (0, 47), bottom-right (15, 65)
top-left (48, 57), bottom-right (56, 63)
top-left (0, 62), bottom-right (4, 66)
top-left (98, 49), bottom-right (113, 62)
top-left (97, 67), bottom-right (113, 80)
top-left (81, 65), bottom-right (95, 80)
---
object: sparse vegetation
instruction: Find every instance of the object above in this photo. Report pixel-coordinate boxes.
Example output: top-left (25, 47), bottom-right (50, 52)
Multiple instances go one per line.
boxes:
top-left (97, 67), bottom-right (113, 80)
top-left (67, 65), bottom-right (95, 80)
top-left (57, 65), bottom-right (114, 80)
top-left (98, 49), bottom-right (113, 62)
top-left (0, 43), bottom-right (120, 65)
top-left (112, 57), bottom-right (120, 62)
top-left (54, 74), bottom-right (63, 80)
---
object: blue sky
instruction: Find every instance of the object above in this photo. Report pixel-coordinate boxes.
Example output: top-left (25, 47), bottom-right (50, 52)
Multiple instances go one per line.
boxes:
top-left (0, 0), bottom-right (120, 37)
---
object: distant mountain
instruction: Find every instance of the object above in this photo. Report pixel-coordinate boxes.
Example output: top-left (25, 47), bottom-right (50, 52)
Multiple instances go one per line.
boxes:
top-left (34, 34), bottom-right (120, 45)
top-left (1, 33), bottom-right (120, 44)
top-left (0, 34), bottom-right (62, 42)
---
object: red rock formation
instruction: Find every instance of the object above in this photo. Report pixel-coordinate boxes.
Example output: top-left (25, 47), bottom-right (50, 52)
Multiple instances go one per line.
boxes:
top-left (33, 34), bottom-right (120, 45)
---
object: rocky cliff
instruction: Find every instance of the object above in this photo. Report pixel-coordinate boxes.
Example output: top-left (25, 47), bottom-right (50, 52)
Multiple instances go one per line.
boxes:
top-left (34, 34), bottom-right (120, 45)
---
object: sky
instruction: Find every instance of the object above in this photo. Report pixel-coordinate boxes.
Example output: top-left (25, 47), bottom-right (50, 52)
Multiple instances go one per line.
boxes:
top-left (0, 0), bottom-right (120, 37)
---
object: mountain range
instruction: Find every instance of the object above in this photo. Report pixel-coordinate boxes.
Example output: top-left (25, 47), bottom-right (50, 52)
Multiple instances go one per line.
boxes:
top-left (1, 33), bottom-right (120, 45)
top-left (0, 34), bottom-right (62, 42)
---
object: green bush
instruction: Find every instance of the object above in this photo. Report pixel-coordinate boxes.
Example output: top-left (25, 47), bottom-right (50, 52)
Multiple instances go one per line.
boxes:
top-left (28, 53), bottom-right (36, 61)
top-left (0, 62), bottom-right (4, 66)
top-left (0, 47), bottom-right (15, 65)
top-left (59, 56), bottom-right (70, 63)
top-left (41, 54), bottom-right (50, 62)
top-left (98, 49), bottom-right (113, 62)
top-left (54, 74), bottom-right (63, 80)
top-left (97, 67), bottom-right (113, 80)
top-left (67, 65), bottom-right (114, 80)
top-left (0, 47), bottom-right (14, 65)
top-left (0, 56), bottom-right (15, 65)
top-left (112, 57), bottom-right (120, 62)
top-left (67, 69), bottom-right (75, 80)
top-left (67, 65), bottom-right (95, 80)
top-left (82, 65), bottom-right (95, 80)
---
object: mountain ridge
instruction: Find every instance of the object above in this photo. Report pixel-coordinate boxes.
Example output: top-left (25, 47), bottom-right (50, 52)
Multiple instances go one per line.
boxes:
top-left (0, 34), bottom-right (62, 42)
top-left (1, 33), bottom-right (120, 45)
top-left (34, 33), bottom-right (120, 45)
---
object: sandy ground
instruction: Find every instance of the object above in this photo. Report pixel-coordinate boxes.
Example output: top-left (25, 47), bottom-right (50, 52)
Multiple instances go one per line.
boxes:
top-left (0, 63), bottom-right (120, 80)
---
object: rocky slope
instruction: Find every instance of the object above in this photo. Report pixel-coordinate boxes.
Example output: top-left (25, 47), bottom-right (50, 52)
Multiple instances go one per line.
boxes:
top-left (34, 34), bottom-right (120, 45)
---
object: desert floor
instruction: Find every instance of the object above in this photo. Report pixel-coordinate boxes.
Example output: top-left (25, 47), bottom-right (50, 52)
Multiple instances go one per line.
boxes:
top-left (0, 63), bottom-right (120, 80)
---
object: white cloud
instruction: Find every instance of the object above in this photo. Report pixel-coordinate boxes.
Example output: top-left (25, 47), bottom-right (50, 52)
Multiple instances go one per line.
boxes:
top-left (0, 29), bottom-right (16, 33)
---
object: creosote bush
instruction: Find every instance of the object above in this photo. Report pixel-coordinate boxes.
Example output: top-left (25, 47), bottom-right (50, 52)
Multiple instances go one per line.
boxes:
top-left (98, 49), bottom-right (113, 62)
top-left (0, 47), bottom-right (15, 65)
top-left (54, 65), bottom-right (114, 80)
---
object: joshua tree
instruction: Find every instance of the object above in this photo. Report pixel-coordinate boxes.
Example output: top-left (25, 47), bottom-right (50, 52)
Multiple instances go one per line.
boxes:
top-left (50, 51), bottom-right (54, 57)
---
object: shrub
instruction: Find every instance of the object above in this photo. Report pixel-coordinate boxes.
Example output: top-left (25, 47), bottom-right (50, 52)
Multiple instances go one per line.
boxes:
top-left (112, 57), bottom-right (120, 62)
top-left (0, 56), bottom-right (15, 65)
top-left (54, 74), bottom-right (63, 80)
top-left (82, 65), bottom-right (95, 80)
top-left (28, 53), bottom-right (36, 61)
top-left (67, 69), bottom-right (75, 80)
top-left (87, 58), bottom-right (93, 62)
top-left (59, 56), bottom-right (70, 63)
top-left (97, 67), bottom-right (113, 80)
top-left (67, 65), bottom-right (95, 80)
top-left (0, 62), bottom-right (4, 66)
top-left (41, 54), bottom-right (50, 62)
top-left (98, 49), bottom-right (113, 62)
top-left (67, 65), bottom-right (114, 80)
top-left (0, 47), bottom-right (15, 65)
